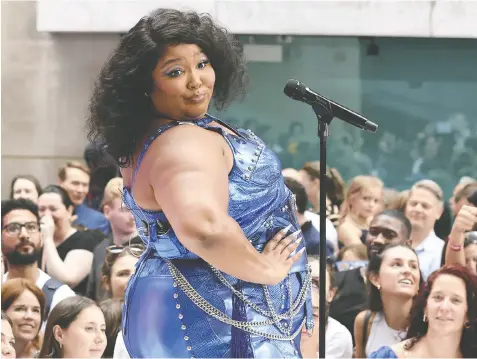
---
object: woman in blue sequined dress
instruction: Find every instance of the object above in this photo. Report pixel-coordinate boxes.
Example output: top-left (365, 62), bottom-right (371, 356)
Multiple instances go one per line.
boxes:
top-left (87, 8), bottom-right (313, 358)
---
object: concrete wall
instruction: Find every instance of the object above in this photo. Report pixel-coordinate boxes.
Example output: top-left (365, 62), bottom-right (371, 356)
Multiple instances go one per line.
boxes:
top-left (1, 1), bottom-right (120, 197)
top-left (37, 0), bottom-right (477, 38)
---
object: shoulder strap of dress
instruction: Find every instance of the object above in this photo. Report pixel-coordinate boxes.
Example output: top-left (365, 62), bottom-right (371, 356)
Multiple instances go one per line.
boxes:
top-left (362, 310), bottom-right (376, 357)
top-left (130, 116), bottom-right (214, 186)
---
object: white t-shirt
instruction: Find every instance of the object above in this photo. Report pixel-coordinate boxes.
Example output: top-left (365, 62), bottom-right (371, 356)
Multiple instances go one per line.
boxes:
top-left (113, 331), bottom-right (130, 359)
top-left (4, 269), bottom-right (76, 317)
top-left (325, 317), bottom-right (353, 359)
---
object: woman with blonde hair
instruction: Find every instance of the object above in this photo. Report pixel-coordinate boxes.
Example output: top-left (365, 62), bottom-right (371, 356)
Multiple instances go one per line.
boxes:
top-left (338, 176), bottom-right (384, 247)
top-left (1, 279), bottom-right (45, 358)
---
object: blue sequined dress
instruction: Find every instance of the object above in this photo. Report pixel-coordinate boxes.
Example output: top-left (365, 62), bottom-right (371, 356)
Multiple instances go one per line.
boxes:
top-left (121, 115), bottom-right (313, 358)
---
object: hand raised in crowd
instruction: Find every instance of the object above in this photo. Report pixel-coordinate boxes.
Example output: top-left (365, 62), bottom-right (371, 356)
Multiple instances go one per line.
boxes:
top-left (40, 213), bottom-right (55, 240)
top-left (450, 205), bottom-right (477, 237)
top-left (261, 225), bottom-right (305, 285)
top-left (68, 206), bottom-right (78, 225)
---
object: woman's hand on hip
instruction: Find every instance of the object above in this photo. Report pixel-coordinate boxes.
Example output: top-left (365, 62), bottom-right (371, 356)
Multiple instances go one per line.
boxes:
top-left (261, 225), bottom-right (305, 285)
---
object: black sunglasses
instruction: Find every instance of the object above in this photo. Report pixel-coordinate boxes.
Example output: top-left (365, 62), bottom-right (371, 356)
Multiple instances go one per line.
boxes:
top-left (368, 226), bottom-right (398, 241)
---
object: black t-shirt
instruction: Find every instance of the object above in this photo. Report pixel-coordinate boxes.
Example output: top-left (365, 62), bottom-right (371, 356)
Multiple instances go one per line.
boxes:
top-left (329, 267), bottom-right (368, 343)
top-left (41, 230), bottom-right (101, 296)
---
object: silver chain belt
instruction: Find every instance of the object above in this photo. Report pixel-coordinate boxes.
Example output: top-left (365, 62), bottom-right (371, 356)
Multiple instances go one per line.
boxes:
top-left (166, 260), bottom-right (311, 341)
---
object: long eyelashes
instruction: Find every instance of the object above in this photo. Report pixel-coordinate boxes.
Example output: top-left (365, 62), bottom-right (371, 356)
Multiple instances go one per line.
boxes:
top-left (165, 60), bottom-right (210, 77)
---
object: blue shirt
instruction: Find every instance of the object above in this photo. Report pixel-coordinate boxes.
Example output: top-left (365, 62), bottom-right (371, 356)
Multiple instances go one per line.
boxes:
top-left (74, 204), bottom-right (110, 234)
top-left (369, 346), bottom-right (398, 358)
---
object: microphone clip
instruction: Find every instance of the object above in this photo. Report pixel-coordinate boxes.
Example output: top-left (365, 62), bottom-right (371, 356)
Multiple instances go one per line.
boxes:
top-left (312, 102), bottom-right (333, 138)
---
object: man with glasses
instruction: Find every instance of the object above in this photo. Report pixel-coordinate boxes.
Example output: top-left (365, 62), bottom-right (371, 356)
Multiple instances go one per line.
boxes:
top-left (1, 198), bottom-right (75, 319)
top-left (329, 209), bottom-right (412, 340)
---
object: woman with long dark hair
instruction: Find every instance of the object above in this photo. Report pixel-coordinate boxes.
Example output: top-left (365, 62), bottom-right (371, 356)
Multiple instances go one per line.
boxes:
top-left (370, 265), bottom-right (477, 358)
top-left (354, 243), bottom-right (421, 358)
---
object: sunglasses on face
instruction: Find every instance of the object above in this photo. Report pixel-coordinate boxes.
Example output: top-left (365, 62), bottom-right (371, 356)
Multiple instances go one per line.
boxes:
top-left (368, 226), bottom-right (398, 241)
top-left (2, 222), bottom-right (40, 235)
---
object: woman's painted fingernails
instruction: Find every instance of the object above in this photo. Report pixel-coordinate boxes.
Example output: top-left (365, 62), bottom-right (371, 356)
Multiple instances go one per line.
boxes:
top-left (291, 230), bottom-right (301, 238)
top-left (281, 224), bottom-right (293, 234)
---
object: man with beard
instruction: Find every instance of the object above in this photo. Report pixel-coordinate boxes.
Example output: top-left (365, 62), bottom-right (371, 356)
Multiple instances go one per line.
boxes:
top-left (329, 210), bottom-right (412, 340)
top-left (1, 198), bottom-right (75, 320)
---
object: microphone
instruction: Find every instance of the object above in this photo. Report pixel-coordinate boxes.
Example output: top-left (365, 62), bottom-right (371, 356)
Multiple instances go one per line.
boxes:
top-left (283, 79), bottom-right (378, 133)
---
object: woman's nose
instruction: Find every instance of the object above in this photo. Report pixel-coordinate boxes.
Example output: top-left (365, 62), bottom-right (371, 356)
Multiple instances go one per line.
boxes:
top-left (187, 70), bottom-right (202, 89)
top-left (95, 333), bottom-right (104, 344)
top-left (24, 308), bottom-right (35, 319)
top-left (440, 297), bottom-right (453, 310)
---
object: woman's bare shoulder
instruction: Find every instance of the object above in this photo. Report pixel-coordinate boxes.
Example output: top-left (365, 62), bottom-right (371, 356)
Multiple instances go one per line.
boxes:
top-left (390, 340), bottom-right (411, 358)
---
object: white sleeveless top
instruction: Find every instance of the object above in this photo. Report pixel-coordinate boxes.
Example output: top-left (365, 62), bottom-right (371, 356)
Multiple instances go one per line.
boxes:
top-left (365, 312), bottom-right (407, 357)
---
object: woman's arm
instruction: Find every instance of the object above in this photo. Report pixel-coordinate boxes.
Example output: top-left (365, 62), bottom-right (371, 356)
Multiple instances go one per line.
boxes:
top-left (148, 125), bottom-right (301, 285)
top-left (338, 221), bottom-right (363, 247)
top-left (445, 205), bottom-right (477, 266)
top-left (354, 310), bottom-right (374, 359)
top-left (41, 215), bottom-right (94, 288)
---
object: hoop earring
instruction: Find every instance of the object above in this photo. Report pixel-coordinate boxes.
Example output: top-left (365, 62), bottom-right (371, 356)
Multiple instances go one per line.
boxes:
top-left (423, 314), bottom-right (428, 323)
top-left (464, 321), bottom-right (472, 329)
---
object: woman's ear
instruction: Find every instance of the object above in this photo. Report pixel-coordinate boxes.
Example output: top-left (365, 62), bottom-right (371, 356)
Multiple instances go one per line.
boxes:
top-left (102, 275), bottom-right (111, 293)
top-left (368, 272), bottom-right (381, 290)
top-left (53, 325), bottom-right (64, 346)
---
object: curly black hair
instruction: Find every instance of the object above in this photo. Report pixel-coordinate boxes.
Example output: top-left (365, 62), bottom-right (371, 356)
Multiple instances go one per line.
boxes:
top-left (87, 8), bottom-right (248, 167)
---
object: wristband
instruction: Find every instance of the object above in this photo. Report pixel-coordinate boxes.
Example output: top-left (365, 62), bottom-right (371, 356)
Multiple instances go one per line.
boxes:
top-left (449, 243), bottom-right (463, 251)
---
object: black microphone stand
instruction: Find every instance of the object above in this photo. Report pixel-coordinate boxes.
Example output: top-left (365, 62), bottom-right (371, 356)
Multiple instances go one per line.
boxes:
top-left (311, 101), bottom-right (333, 359)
